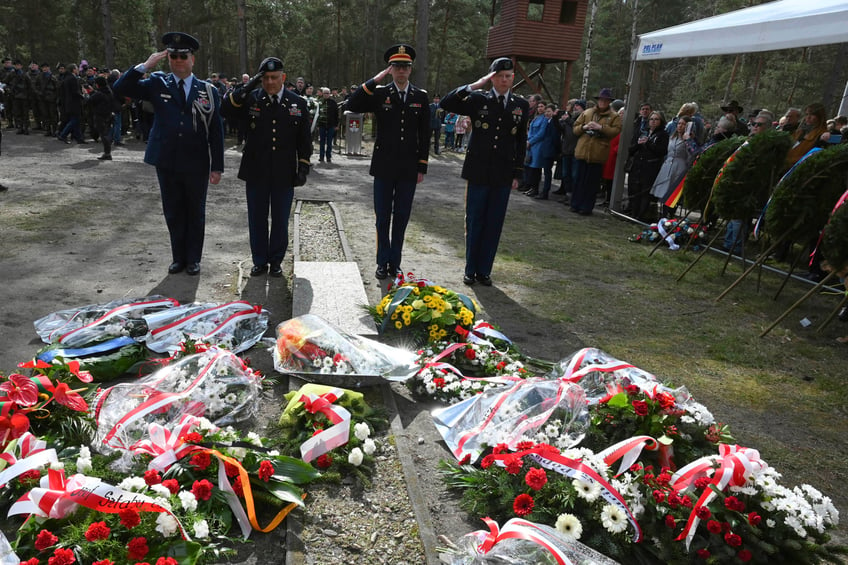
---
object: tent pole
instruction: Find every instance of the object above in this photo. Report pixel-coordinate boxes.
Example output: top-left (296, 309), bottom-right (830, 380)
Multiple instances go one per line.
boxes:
top-left (612, 55), bottom-right (641, 213)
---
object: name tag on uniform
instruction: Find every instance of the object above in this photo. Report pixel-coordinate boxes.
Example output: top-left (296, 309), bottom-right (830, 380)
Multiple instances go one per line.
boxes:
top-left (289, 106), bottom-right (302, 116)
top-left (160, 93), bottom-right (172, 99)
top-left (512, 108), bottom-right (523, 116)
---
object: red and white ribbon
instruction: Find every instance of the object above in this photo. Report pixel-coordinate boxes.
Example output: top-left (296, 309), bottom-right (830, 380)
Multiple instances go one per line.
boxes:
top-left (669, 444), bottom-right (767, 549)
top-left (298, 388), bottom-right (351, 463)
top-left (475, 517), bottom-right (575, 565)
top-left (597, 436), bottom-right (660, 477)
top-left (130, 414), bottom-right (210, 472)
top-left (0, 432), bottom-right (57, 488)
top-left (54, 297), bottom-right (179, 345)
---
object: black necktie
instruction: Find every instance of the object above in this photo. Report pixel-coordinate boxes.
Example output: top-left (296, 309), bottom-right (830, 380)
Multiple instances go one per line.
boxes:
top-left (498, 95), bottom-right (505, 108)
top-left (399, 91), bottom-right (406, 104)
top-left (178, 79), bottom-right (186, 106)
top-left (272, 94), bottom-right (279, 105)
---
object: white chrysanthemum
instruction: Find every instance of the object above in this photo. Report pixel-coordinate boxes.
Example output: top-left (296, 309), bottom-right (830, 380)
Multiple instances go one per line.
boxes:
top-left (78, 446), bottom-right (91, 459)
top-left (193, 518), bottom-right (210, 539)
top-left (119, 476), bottom-right (147, 492)
top-left (76, 457), bottom-right (93, 473)
top-left (572, 479), bottom-right (601, 502)
top-left (229, 447), bottom-right (247, 459)
top-left (246, 431), bottom-right (263, 446)
top-left (354, 422), bottom-right (371, 441)
top-left (785, 515), bottom-right (806, 538)
top-left (363, 438), bottom-right (377, 456)
top-left (601, 504), bottom-right (628, 534)
top-left (153, 496), bottom-right (172, 511)
top-left (766, 518), bottom-right (776, 528)
top-left (156, 512), bottom-right (179, 537)
top-left (50, 461), bottom-right (65, 471)
top-left (197, 417), bottom-right (216, 431)
top-left (178, 490), bottom-right (198, 512)
top-left (348, 447), bottom-right (364, 467)
top-left (555, 513), bottom-right (582, 541)
top-left (150, 484), bottom-right (172, 498)
top-left (268, 449), bottom-right (280, 457)
top-left (424, 381), bottom-right (436, 394)
top-left (312, 358), bottom-right (322, 368)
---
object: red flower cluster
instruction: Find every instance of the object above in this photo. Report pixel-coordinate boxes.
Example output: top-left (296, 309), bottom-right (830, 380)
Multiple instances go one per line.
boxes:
top-left (143, 469), bottom-right (162, 486)
top-left (316, 454), bottom-right (333, 469)
top-left (525, 467), bottom-right (547, 491)
top-left (433, 377), bottom-right (446, 388)
top-left (258, 459), bottom-right (274, 482)
top-left (190, 451), bottom-right (212, 471)
top-left (84, 521), bottom-right (111, 541)
top-left (513, 493), bottom-right (534, 517)
top-left (503, 455), bottom-right (522, 475)
top-left (182, 431), bottom-right (204, 444)
top-left (232, 475), bottom-right (245, 497)
top-left (464, 348), bottom-right (476, 360)
top-left (724, 496), bottom-right (745, 512)
top-left (127, 536), bottom-right (149, 560)
top-left (93, 560), bottom-right (115, 565)
top-left (120, 507), bottom-right (141, 529)
top-left (34, 529), bottom-right (58, 551)
top-left (748, 511), bottom-right (762, 526)
top-left (631, 400), bottom-right (649, 416)
top-left (480, 454), bottom-right (495, 469)
top-left (191, 479), bottom-right (213, 501)
top-left (47, 548), bottom-right (75, 565)
top-left (161, 479), bottom-right (180, 494)
top-left (724, 532), bottom-right (742, 547)
top-left (458, 453), bottom-right (471, 465)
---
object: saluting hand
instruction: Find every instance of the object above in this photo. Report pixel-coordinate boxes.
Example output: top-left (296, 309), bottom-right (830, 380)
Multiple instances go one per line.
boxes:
top-left (470, 71), bottom-right (496, 91)
top-left (143, 50), bottom-right (168, 72)
top-left (372, 65), bottom-right (393, 83)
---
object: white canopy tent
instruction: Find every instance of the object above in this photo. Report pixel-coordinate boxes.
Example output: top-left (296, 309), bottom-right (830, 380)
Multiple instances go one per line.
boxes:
top-left (611, 0), bottom-right (848, 213)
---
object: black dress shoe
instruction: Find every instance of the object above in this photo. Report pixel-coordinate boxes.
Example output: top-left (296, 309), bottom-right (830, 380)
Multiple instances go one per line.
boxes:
top-left (186, 263), bottom-right (201, 276)
top-left (168, 262), bottom-right (185, 274)
top-left (250, 264), bottom-right (268, 277)
top-left (524, 189), bottom-right (539, 197)
top-left (551, 188), bottom-right (566, 195)
top-left (476, 274), bottom-right (493, 286)
top-left (97, 154), bottom-right (112, 160)
top-left (269, 264), bottom-right (283, 277)
top-left (534, 194), bottom-right (548, 200)
top-left (375, 265), bottom-right (389, 279)
top-left (462, 274), bottom-right (476, 285)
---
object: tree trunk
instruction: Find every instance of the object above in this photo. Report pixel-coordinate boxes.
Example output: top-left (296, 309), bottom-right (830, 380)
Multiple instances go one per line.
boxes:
top-left (723, 54), bottom-right (741, 104)
top-left (101, 0), bottom-right (115, 69)
top-left (236, 0), bottom-right (248, 75)
top-left (580, 0), bottom-right (598, 99)
top-left (434, 3), bottom-right (452, 96)
top-left (750, 54), bottom-right (764, 107)
top-left (414, 0), bottom-right (429, 89)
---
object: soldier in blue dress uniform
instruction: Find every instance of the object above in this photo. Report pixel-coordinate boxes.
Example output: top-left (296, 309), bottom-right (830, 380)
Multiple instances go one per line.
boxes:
top-left (221, 57), bottom-right (312, 278)
top-left (440, 57), bottom-right (530, 286)
top-left (113, 32), bottom-right (225, 276)
top-left (346, 44), bottom-right (430, 280)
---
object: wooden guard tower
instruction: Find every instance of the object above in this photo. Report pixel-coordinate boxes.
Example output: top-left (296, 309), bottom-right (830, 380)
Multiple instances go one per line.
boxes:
top-left (486, 0), bottom-right (588, 106)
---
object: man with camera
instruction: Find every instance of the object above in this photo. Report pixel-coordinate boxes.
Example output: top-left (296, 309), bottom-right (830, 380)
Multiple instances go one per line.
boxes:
top-left (221, 57), bottom-right (312, 278)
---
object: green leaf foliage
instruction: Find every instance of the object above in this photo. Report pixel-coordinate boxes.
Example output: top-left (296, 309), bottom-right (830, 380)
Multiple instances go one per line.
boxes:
top-left (682, 136), bottom-right (746, 211)
top-left (822, 200), bottom-right (848, 274)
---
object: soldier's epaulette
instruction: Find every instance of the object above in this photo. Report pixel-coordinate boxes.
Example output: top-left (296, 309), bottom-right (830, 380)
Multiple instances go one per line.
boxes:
top-left (228, 92), bottom-right (243, 108)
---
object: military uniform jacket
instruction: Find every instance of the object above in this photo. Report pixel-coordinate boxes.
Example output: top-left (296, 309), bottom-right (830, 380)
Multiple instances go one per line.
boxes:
top-left (114, 68), bottom-right (224, 175)
top-left (221, 88), bottom-right (312, 187)
top-left (440, 87), bottom-right (529, 186)
top-left (346, 79), bottom-right (429, 181)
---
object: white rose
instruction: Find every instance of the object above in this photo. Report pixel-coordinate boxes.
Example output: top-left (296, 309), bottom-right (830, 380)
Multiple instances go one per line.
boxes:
top-left (193, 518), bottom-right (210, 539)
top-left (354, 422), bottom-right (371, 441)
top-left (178, 490), bottom-right (198, 512)
top-left (155, 512), bottom-right (179, 537)
top-left (363, 439), bottom-right (377, 455)
top-left (76, 457), bottom-right (93, 473)
top-left (348, 447), bottom-right (364, 467)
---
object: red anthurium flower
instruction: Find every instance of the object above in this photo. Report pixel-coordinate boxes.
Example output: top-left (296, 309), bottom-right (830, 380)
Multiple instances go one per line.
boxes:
top-left (66, 360), bottom-right (94, 383)
top-left (10, 413), bottom-right (30, 438)
top-left (0, 374), bottom-right (39, 406)
top-left (52, 382), bottom-right (89, 412)
top-left (17, 359), bottom-right (51, 370)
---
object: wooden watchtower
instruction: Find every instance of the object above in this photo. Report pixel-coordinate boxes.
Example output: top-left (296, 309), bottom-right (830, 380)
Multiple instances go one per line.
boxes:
top-left (486, 0), bottom-right (588, 106)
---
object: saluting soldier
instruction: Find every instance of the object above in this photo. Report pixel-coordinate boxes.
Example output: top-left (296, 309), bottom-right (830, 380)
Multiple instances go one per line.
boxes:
top-left (113, 32), bottom-right (224, 277)
top-left (440, 57), bottom-right (530, 287)
top-left (346, 43), bottom-right (430, 280)
top-left (221, 57), bottom-right (312, 278)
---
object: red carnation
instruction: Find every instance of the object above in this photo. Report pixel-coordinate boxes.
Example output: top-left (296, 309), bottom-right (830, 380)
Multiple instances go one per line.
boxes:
top-left (513, 493), bottom-right (534, 517)
top-left (182, 432), bottom-right (203, 444)
top-left (492, 443), bottom-right (509, 455)
top-left (696, 548), bottom-right (710, 560)
top-left (656, 472), bottom-right (672, 487)
top-left (224, 461), bottom-right (240, 477)
top-left (738, 549), bottom-right (753, 562)
top-left (695, 506), bottom-right (712, 520)
top-left (724, 532), bottom-right (742, 547)
top-left (504, 456), bottom-right (523, 475)
top-left (433, 377), bottom-right (446, 388)
top-left (119, 507), bottom-right (141, 529)
top-left (156, 558), bottom-right (179, 565)
top-left (258, 460), bottom-right (274, 482)
top-left (665, 514), bottom-right (676, 529)
top-left (232, 475), bottom-right (245, 497)
top-left (525, 468), bottom-right (547, 491)
top-left (652, 490), bottom-right (665, 503)
top-left (495, 361), bottom-right (506, 371)
top-left (748, 512), bottom-right (762, 526)
top-left (190, 451), bottom-right (212, 471)
top-left (516, 441), bottom-right (534, 451)
top-left (632, 400), bottom-right (649, 416)
top-left (127, 536), bottom-right (149, 560)
top-left (464, 348), bottom-right (476, 360)
top-left (143, 469), bottom-right (162, 486)
top-left (458, 454), bottom-right (471, 465)
top-left (48, 548), bottom-right (75, 565)
top-left (34, 529), bottom-right (59, 551)
top-left (706, 520), bottom-right (722, 534)
top-left (724, 496), bottom-right (745, 512)
top-left (694, 476), bottom-right (712, 490)
top-left (84, 521), bottom-right (111, 541)
top-left (480, 454), bottom-right (495, 469)
top-left (667, 492), bottom-right (680, 509)
top-left (161, 479), bottom-right (180, 494)
top-left (18, 469), bottom-right (41, 484)
top-left (21, 559), bottom-right (40, 565)
top-left (93, 560), bottom-right (115, 565)
top-left (191, 479), bottom-right (213, 501)
top-left (316, 454), bottom-right (333, 469)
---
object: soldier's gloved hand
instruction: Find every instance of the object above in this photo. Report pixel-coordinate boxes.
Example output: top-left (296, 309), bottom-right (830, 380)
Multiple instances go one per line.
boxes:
top-left (294, 162), bottom-right (310, 187)
top-left (233, 73), bottom-right (262, 104)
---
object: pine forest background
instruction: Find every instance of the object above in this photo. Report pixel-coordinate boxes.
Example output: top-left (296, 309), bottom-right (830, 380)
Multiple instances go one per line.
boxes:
top-left (2, 0), bottom-right (846, 123)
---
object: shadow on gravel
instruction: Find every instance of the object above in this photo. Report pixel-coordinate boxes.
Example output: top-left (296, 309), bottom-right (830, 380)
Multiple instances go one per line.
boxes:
top-left (147, 275), bottom-right (200, 305)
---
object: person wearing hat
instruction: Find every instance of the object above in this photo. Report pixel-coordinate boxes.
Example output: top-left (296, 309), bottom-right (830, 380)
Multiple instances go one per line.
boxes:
top-left (113, 31), bottom-right (225, 276)
top-left (440, 57), bottom-right (531, 286)
top-left (36, 63), bottom-right (60, 137)
top-left (721, 100), bottom-right (749, 137)
top-left (571, 87), bottom-right (622, 215)
top-left (87, 75), bottom-right (120, 160)
top-left (57, 64), bottom-right (86, 144)
top-left (221, 56), bottom-right (312, 278)
top-left (346, 43), bottom-right (430, 280)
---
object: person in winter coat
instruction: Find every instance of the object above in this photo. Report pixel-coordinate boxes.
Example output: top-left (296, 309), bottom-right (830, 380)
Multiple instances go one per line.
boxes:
top-left (571, 88), bottom-right (622, 215)
top-left (524, 103), bottom-right (559, 199)
top-left (626, 111), bottom-right (668, 221)
top-left (650, 116), bottom-right (701, 218)
top-left (87, 76), bottom-right (118, 160)
top-left (555, 99), bottom-right (584, 198)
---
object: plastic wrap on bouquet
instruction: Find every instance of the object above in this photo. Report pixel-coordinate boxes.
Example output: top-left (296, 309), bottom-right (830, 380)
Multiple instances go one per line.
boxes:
top-left (274, 314), bottom-right (418, 384)
top-left (432, 378), bottom-right (589, 463)
top-left (143, 301), bottom-right (269, 354)
top-left (441, 517), bottom-right (620, 565)
top-left (92, 347), bottom-right (261, 453)
top-left (34, 296), bottom-right (180, 347)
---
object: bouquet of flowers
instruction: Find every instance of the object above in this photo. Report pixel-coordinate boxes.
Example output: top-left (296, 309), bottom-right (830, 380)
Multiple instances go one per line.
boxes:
top-left (8, 417), bottom-right (319, 565)
top-left (92, 347), bottom-right (262, 454)
top-left (366, 274), bottom-right (477, 346)
top-left (273, 314), bottom-right (417, 382)
top-left (276, 384), bottom-right (384, 484)
top-left (628, 218), bottom-right (708, 251)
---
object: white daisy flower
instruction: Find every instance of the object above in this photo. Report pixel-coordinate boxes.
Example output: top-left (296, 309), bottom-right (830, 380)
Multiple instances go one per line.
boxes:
top-left (600, 504), bottom-right (628, 534)
top-left (573, 479), bottom-right (601, 502)
top-left (555, 513), bottom-right (583, 541)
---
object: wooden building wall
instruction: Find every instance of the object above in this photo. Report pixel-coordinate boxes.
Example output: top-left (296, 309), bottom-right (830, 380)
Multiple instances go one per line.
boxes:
top-left (486, 0), bottom-right (588, 63)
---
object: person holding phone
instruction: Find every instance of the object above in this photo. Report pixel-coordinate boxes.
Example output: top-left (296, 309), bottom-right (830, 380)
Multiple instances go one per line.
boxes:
top-left (650, 115), bottom-right (701, 218)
